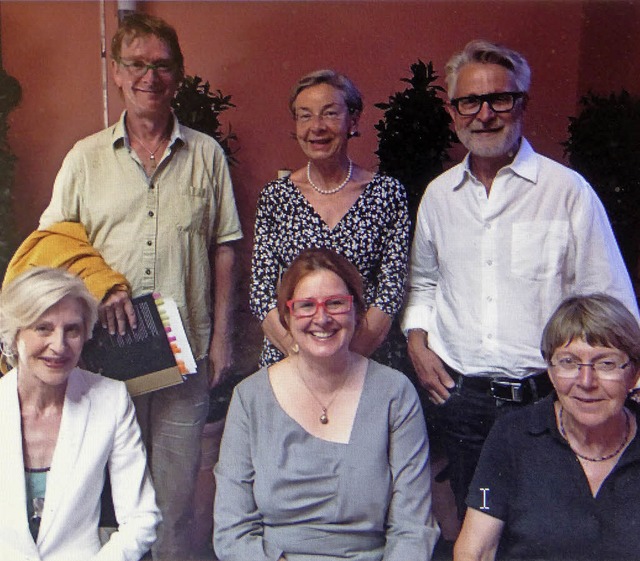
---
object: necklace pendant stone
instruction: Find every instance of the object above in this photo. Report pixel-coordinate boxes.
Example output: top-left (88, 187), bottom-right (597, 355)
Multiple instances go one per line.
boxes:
top-left (150, 154), bottom-right (155, 161)
top-left (320, 410), bottom-right (329, 424)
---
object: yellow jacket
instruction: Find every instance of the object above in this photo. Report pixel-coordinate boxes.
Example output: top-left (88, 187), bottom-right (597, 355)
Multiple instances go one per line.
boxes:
top-left (2, 221), bottom-right (130, 300)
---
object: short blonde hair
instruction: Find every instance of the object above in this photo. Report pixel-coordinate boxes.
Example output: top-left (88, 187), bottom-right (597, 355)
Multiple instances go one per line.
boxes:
top-left (0, 267), bottom-right (98, 366)
top-left (540, 294), bottom-right (640, 363)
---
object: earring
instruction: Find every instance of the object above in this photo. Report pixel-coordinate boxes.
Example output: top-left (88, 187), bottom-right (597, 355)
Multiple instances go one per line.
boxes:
top-left (291, 343), bottom-right (300, 354)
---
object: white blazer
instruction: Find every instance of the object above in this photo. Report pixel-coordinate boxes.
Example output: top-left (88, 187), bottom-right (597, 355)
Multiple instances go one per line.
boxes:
top-left (0, 367), bottom-right (160, 561)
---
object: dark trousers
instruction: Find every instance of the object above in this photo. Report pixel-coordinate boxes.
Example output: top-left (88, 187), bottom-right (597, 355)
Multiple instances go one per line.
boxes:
top-left (434, 367), bottom-right (552, 519)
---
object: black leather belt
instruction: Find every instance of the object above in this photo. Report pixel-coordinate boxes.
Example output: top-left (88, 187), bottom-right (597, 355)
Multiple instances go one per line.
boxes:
top-left (448, 368), bottom-right (553, 404)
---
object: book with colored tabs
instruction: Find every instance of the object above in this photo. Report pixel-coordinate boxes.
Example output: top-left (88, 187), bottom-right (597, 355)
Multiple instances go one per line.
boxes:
top-left (81, 293), bottom-right (197, 396)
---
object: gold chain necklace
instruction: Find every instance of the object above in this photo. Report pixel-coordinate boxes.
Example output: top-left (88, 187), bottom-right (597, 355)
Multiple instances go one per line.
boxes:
top-left (296, 359), bottom-right (350, 424)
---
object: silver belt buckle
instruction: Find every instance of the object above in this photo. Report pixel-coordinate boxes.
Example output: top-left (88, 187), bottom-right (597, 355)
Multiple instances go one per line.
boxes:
top-left (490, 379), bottom-right (524, 402)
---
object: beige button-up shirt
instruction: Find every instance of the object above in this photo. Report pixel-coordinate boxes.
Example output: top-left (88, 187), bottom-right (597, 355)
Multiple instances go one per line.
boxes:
top-left (40, 112), bottom-right (243, 359)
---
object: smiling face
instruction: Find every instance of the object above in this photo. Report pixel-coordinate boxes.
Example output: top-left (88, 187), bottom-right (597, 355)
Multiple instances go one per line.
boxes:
top-left (448, 62), bottom-right (525, 160)
top-left (16, 297), bottom-right (87, 391)
top-left (112, 33), bottom-right (178, 120)
top-left (549, 338), bottom-right (639, 430)
top-left (293, 83), bottom-right (358, 163)
top-left (287, 269), bottom-right (357, 361)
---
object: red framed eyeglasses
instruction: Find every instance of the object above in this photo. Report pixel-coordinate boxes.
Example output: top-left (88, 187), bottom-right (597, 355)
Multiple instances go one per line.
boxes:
top-left (286, 294), bottom-right (353, 318)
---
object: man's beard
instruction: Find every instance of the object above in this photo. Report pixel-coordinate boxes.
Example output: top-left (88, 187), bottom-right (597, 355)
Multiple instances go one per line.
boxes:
top-left (457, 119), bottom-right (522, 159)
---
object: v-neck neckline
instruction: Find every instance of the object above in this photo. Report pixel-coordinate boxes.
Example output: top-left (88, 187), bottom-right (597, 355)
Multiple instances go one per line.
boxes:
top-left (265, 361), bottom-right (370, 446)
top-left (287, 175), bottom-right (375, 232)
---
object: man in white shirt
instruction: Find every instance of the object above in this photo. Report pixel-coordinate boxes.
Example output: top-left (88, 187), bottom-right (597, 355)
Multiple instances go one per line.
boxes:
top-left (402, 39), bottom-right (638, 520)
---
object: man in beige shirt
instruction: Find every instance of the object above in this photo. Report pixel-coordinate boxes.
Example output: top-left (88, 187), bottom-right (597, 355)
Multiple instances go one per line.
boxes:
top-left (39, 13), bottom-right (242, 559)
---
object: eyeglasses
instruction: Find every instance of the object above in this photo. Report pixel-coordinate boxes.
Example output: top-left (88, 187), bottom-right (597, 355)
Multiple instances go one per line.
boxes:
top-left (118, 59), bottom-right (176, 78)
top-left (286, 294), bottom-right (353, 318)
top-left (449, 91), bottom-right (525, 117)
top-left (550, 356), bottom-right (632, 380)
top-left (294, 108), bottom-right (347, 124)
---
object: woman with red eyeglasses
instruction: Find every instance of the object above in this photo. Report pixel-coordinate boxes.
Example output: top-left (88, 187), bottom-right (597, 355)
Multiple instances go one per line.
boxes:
top-left (214, 248), bottom-right (439, 561)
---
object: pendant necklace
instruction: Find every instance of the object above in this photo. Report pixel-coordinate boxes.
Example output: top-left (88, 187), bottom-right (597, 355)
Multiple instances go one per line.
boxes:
top-left (307, 159), bottom-right (353, 195)
top-left (129, 129), bottom-right (168, 168)
top-left (559, 405), bottom-right (630, 462)
top-left (296, 359), bottom-right (350, 424)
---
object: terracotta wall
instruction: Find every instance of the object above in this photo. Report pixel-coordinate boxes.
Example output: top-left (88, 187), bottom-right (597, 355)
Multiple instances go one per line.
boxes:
top-left (2, 0), bottom-right (640, 366)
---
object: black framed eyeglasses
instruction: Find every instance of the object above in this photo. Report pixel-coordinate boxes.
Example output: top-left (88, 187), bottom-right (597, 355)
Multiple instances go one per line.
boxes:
top-left (450, 91), bottom-right (526, 117)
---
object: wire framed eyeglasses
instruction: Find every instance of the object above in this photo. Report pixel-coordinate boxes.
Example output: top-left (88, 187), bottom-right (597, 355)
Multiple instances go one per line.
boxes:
top-left (550, 356), bottom-right (632, 380)
top-left (118, 59), bottom-right (176, 78)
top-left (294, 108), bottom-right (347, 124)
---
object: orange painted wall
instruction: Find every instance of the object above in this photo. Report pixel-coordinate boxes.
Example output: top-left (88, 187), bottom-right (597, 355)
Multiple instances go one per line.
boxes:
top-left (7, 0), bottom-right (640, 241)
top-left (2, 0), bottom-right (640, 363)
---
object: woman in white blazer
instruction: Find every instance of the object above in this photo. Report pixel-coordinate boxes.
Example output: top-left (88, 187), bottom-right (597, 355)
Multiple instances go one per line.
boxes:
top-left (0, 267), bottom-right (160, 561)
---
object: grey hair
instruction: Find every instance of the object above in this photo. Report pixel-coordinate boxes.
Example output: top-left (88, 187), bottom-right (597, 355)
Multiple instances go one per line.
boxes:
top-left (540, 294), bottom-right (640, 364)
top-left (0, 267), bottom-right (98, 367)
top-left (445, 39), bottom-right (531, 98)
top-left (289, 69), bottom-right (363, 117)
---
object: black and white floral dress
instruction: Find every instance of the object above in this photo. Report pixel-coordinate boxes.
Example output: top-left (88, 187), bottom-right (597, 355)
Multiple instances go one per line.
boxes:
top-left (250, 174), bottom-right (410, 366)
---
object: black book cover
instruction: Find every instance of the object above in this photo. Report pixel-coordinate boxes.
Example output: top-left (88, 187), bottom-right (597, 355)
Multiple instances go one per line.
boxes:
top-left (82, 293), bottom-right (183, 394)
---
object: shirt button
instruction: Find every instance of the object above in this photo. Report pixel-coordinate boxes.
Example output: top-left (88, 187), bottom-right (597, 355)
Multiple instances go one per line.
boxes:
top-left (487, 296), bottom-right (493, 302)
top-left (486, 259), bottom-right (493, 266)
top-left (485, 223), bottom-right (491, 230)
top-left (487, 334), bottom-right (493, 340)
top-left (145, 269), bottom-right (151, 275)
top-left (149, 183), bottom-right (155, 190)
top-left (148, 211), bottom-right (154, 217)
top-left (147, 240), bottom-right (153, 246)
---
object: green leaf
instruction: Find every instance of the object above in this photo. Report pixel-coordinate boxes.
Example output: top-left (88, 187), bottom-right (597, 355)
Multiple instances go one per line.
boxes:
top-left (375, 60), bottom-right (457, 231)
top-left (172, 75), bottom-right (238, 165)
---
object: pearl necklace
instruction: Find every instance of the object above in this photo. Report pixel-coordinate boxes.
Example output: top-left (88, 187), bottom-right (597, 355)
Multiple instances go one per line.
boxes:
top-left (559, 405), bottom-right (630, 462)
top-left (306, 159), bottom-right (353, 195)
top-left (296, 359), bottom-right (350, 424)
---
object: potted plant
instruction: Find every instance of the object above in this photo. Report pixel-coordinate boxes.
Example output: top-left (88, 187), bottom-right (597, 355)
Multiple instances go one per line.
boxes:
top-left (375, 59), bottom-right (457, 227)
top-left (374, 60), bottom-right (457, 373)
top-left (172, 74), bottom-right (238, 164)
top-left (0, 68), bottom-right (22, 279)
top-left (562, 90), bottom-right (640, 290)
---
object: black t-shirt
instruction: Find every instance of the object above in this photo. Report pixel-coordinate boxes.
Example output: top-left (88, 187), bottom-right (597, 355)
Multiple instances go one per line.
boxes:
top-left (466, 395), bottom-right (640, 560)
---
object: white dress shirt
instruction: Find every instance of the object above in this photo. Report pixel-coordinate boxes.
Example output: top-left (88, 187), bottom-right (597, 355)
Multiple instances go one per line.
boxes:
top-left (402, 138), bottom-right (638, 378)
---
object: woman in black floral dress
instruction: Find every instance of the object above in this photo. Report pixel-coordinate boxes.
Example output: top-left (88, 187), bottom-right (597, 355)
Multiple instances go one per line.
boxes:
top-left (250, 69), bottom-right (410, 366)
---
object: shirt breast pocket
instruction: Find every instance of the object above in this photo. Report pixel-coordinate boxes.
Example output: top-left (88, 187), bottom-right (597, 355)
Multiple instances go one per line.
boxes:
top-left (174, 185), bottom-right (210, 234)
top-left (511, 220), bottom-right (569, 280)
